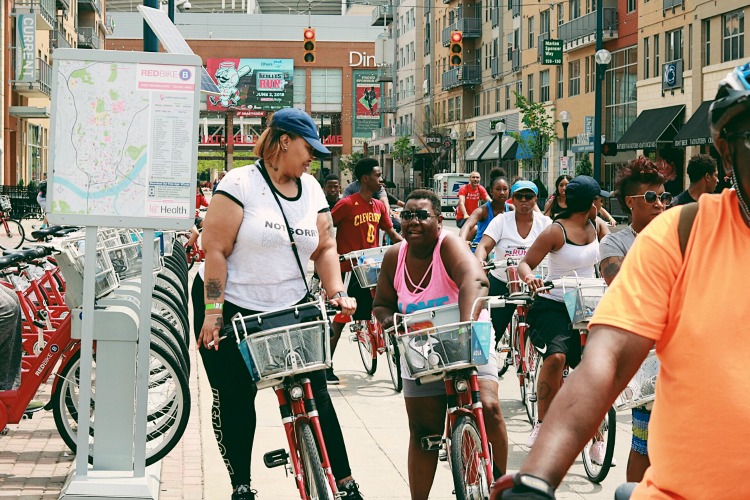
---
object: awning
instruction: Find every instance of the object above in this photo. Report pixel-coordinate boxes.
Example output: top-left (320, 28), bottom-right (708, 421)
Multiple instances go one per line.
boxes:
top-left (673, 101), bottom-right (713, 147)
top-left (465, 135), bottom-right (496, 161)
top-left (481, 135), bottom-right (518, 161)
top-left (617, 105), bottom-right (685, 151)
top-left (9, 106), bottom-right (49, 119)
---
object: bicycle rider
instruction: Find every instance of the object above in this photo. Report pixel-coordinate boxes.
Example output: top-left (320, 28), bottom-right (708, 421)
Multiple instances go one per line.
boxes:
top-left (495, 63), bottom-right (750, 499)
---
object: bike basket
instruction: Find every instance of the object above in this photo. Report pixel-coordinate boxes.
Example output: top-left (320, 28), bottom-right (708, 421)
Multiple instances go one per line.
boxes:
top-left (344, 246), bottom-right (388, 289)
top-left (0, 195), bottom-right (11, 212)
top-left (562, 278), bottom-right (607, 327)
top-left (157, 231), bottom-right (176, 257)
top-left (614, 350), bottom-right (659, 411)
top-left (99, 229), bottom-right (162, 280)
top-left (56, 236), bottom-right (119, 309)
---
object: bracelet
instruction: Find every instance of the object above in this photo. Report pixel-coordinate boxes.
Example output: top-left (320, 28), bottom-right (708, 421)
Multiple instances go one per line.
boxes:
top-left (330, 291), bottom-right (348, 300)
top-left (205, 303), bottom-right (224, 311)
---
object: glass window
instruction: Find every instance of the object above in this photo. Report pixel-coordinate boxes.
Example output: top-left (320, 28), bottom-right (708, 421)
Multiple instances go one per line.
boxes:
top-left (495, 88), bottom-right (500, 112)
top-left (557, 2), bottom-right (564, 25)
top-left (723, 10), bottom-right (745, 62)
top-left (505, 85), bottom-right (511, 109)
top-left (557, 66), bottom-right (563, 98)
top-left (570, 0), bottom-right (580, 20)
top-left (474, 93), bottom-right (480, 117)
top-left (605, 46), bottom-right (638, 142)
top-left (310, 69), bottom-right (342, 112)
top-left (653, 34), bottom-right (660, 77)
top-left (541, 9), bottom-right (550, 35)
top-left (688, 24), bottom-right (693, 70)
top-left (528, 73), bottom-right (534, 102)
top-left (569, 60), bottom-right (580, 96)
top-left (666, 28), bottom-right (683, 62)
top-left (456, 96), bottom-right (461, 121)
top-left (627, 0), bottom-right (635, 13)
top-left (644, 37), bottom-right (650, 79)
top-left (528, 17), bottom-right (535, 49)
top-left (585, 55), bottom-right (591, 93)
top-left (448, 98), bottom-right (454, 122)
top-left (703, 19), bottom-right (711, 66)
top-left (540, 70), bottom-right (550, 102)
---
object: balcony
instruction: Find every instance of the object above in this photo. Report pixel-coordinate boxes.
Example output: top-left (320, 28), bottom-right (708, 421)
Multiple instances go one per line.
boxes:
top-left (379, 95), bottom-right (397, 114)
top-left (371, 4), bottom-right (393, 26)
top-left (77, 27), bottom-right (100, 49)
top-left (50, 27), bottom-right (72, 50)
top-left (491, 8), bottom-right (499, 28)
top-left (394, 123), bottom-right (413, 137)
top-left (397, 88), bottom-right (416, 102)
top-left (558, 8), bottom-right (618, 52)
top-left (442, 64), bottom-right (481, 90)
top-left (377, 64), bottom-right (394, 82)
top-left (663, 0), bottom-right (684, 11)
top-left (537, 33), bottom-right (550, 58)
top-left (57, 0), bottom-right (69, 11)
top-left (491, 57), bottom-right (502, 78)
top-left (77, 0), bottom-right (102, 13)
top-left (442, 17), bottom-right (482, 46)
top-left (13, 0), bottom-right (56, 31)
top-left (11, 57), bottom-right (52, 97)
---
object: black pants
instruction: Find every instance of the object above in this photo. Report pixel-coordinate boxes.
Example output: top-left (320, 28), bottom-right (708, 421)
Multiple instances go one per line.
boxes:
top-left (192, 276), bottom-right (352, 487)
top-left (488, 274), bottom-right (516, 343)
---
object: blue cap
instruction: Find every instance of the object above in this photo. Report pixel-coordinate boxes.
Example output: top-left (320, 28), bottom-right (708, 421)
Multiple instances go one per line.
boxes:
top-left (511, 180), bottom-right (538, 195)
top-left (270, 108), bottom-right (330, 158)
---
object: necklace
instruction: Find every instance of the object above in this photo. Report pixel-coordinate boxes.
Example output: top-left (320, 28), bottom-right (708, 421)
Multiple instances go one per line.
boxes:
top-left (628, 224), bottom-right (639, 237)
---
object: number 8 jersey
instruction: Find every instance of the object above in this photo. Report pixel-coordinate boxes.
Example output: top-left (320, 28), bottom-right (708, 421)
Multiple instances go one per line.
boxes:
top-left (332, 192), bottom-right (393, 272)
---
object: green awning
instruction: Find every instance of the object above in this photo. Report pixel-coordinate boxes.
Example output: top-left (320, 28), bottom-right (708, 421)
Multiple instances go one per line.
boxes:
top-left (673, 101), bottom-right (713, 147)
top-left (465, 135), bottom-right (496, 161)
top-left (618, 105), bottom-right (685, 150)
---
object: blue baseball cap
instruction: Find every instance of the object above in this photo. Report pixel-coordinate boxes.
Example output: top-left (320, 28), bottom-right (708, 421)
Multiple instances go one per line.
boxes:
top-left (270, 108), bottom-right (330, 158)
top-left (511, 180), bottom-right (538, 195)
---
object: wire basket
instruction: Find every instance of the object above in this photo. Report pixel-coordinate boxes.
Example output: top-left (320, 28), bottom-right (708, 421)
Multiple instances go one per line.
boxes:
top-left (0, 195), bottom-right (11, 212)
top-left (562, 277), bottom-right (608, 328)
top-left (98, 229), bottom-right (162, 280)
top-left (614, 350), bottom-right (659, 411)
top-left (56, 236), bottom-right (119, 309)
top-left (344, 246), bottom-right (388, 289)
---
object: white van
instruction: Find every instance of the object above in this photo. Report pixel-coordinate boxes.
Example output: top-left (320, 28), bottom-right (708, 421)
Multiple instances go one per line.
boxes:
top-left (432, 173), bottom-right (471, 219)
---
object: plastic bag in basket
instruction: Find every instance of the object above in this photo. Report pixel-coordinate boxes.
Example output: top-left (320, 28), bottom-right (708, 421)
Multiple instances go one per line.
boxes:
top-left (471, 321), bottom-right (493, 365)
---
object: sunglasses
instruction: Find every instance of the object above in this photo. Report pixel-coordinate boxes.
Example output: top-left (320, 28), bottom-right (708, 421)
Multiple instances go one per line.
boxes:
top-left (400, 209), bottom-right (437, 221)
top-left (628, 191), bottom-right (672, 205)
top-left (513, 192), bottom-right (536, 201)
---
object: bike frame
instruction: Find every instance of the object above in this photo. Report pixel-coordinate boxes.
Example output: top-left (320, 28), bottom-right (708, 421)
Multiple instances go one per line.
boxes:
top-left (275, 377), bottom-right (339, 500)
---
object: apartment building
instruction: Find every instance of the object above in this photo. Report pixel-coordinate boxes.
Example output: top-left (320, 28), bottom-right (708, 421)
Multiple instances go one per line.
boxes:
top-left (4, 0), bottom-right (108, 184)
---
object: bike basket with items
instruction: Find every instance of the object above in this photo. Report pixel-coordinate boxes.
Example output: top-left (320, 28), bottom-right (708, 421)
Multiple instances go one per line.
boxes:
top-left (0, 195), bottom-right (12, 213)
top-left (561, 275), bottom-right (608, 329)
top-left (343, 246), bottom-right (389, 289)
top-left (614, 349), bottom-right (659, 411)
top-left (230, 298), bottom-right (332, 390)
top-left (56, 234), bottom-right (120, 309)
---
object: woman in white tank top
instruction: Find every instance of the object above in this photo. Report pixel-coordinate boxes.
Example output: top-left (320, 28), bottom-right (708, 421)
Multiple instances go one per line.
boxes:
top-left (516, 176), bottom-right (610, 448)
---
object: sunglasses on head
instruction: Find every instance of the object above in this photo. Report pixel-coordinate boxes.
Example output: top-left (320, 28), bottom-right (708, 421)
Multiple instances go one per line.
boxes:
top-left (513, 191), bottom-right (536, 201)
top-left (628, 191), bottom-right (672, 205)
top-left (400, 209), bottom-right (436, 221)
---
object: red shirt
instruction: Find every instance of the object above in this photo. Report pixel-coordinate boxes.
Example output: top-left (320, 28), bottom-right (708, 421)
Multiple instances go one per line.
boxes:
top-left (457, 184), bottom-right (488, 220)
top-left (196, 193), bottom-right (209, 209)
top-left (332, 193), bottom-right (392, 271)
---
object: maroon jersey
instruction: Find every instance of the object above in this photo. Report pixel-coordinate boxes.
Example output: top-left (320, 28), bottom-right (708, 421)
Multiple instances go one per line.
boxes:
top-left (332, 193), bottom-right (392, 271)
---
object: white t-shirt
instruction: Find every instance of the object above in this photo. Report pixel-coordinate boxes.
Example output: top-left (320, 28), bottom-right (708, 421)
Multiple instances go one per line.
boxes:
top-left (482, 211), bottom-right (552, 281)
top-left (199, 161), bottom-right (328, 311)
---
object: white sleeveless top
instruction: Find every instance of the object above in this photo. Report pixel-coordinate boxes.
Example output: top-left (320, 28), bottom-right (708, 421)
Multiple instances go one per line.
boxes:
top-left (545, 220), bottom-right (599, 302)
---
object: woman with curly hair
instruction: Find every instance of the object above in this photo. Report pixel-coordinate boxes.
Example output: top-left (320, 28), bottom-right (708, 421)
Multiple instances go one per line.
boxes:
top-left (597, 156), bottom-right (673, 482)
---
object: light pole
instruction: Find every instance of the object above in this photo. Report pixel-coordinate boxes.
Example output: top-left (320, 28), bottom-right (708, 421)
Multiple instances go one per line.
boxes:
top-left (593, 19), bottom-right (612, 184)
top-left (491, 120), bottom-right (506, 173)
top-left (450, 130), bottom-right (459, 173)
top-left (410, 138), bottom-right (416, 191)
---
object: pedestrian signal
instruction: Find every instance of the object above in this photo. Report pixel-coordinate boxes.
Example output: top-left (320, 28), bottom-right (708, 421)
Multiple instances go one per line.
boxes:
top-left (303, 28), bottom-right (316, 63)
top-left (449, 31), bottom-right (463, 67)
top-left (602, 142), bottom-right (618, 157)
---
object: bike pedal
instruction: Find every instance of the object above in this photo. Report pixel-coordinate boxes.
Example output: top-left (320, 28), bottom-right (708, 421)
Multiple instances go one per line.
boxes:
top-left (420, 435), bottom-right (442, 452)
top-left (263, 449), bottom-right (289, 469)
top-left (438, 448), bottom-right (448, 462)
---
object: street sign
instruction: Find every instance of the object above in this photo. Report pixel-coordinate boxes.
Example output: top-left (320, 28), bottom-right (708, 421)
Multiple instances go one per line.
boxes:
top-left (443, 139), bottom-right (453, 149)
top-left (541, 39), bottom-right (563, 65)
top-left (426, 133), bottom-right (442, 145)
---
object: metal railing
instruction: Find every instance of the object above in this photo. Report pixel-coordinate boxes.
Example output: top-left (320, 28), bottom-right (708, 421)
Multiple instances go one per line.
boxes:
top-left (380, 95), bottom-right (397, 113)
top-left (559, 8), bottom-right (618, 45)
top-left (442, 64), bottom-right (481, 90)
top-left (11, 57), bottom-right (52, 96)
top-left (491, 57), bottom-right (502, 78)
top-left (57, 0), bottom-right (70, 11)
top-left (78, 27), bottom-right (100, 49)
top-left (442, 17), bottom-right (482, 46)
top-left (377, 64), bottom-right (394, 82)
top-left (14, 0), bottom-right (56, 29)
top-left (50, 28), bottom-right (72, 49)
top-left (394, 123), bottom-right (413, 136)
top-left (77, 0), bottom-right (102, 12)
top-left (371, 4), bottom-right (393, 26)
top-left (398, 88), bottom-right (416, 101)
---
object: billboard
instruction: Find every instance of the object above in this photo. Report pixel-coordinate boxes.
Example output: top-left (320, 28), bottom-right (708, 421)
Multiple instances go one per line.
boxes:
top-left (352, 70), bottom-right (382, 138)
top-left (15, 14), bottom-right (36, 82)
top-left (206, 58), bottom-right (294, 115)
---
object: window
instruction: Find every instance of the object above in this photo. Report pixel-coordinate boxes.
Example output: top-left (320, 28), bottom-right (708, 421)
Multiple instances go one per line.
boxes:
top-left (570, 0), bottom-right (580, 21)
top-left (723, 10), bottom-right (745, 62)
top-left (448, 98), bottom-right (454, 122)
top-left (456, 96), bottom-right (461, 120)
top-left (557, 2), bottom-right (564, 25)
top-left (508, 0), bottom-right (512, 11)
top-left (541, 10), bottom-right (550, 36)
top-left (517, 80), bottom-right (522, 100)
top-left (585, 55), bottom-right (591, 93)
top-left (653, 34), bottom-right (660, 77)
top-left (540, 70), bottom-right (550, 102)
top-left (644, 37), bottom-right (650, 78)
top-left (666, 28), bottom-right (683, 62)
top-left (627, 0), bottom-right (635, 13)
top-left (507, 34), bottom-right (513, 60)
top-left (495, 88), bottom-right (500, 112)
top-left (605, 47), bottom-right (638, 142)
top-left (505, 85), bottom-right (511, 109)
top-left (528, 17), bottom-right (535, 49)
top-left (703, 19), bottom-right (711, 66)
top-left (689, 24), bottom-right (693, 70)
top-left (528, 73), bottom-right (534, 102)
top-left (556, 66), bottom-right (563, 98)
top-left (569, 60), bottom-right (580, 96)
top-left (310, 69), bottom-right (342, 112)
top-left (474, 94), bottom-right (480, 117)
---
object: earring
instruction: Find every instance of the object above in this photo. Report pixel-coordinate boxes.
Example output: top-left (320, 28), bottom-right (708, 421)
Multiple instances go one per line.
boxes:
top-left (283, 146), bottom-right (288, 151)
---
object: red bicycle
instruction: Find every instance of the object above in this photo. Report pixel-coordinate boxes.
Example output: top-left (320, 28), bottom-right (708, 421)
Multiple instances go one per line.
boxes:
top-left (0, 195), bottom-right (25, 250)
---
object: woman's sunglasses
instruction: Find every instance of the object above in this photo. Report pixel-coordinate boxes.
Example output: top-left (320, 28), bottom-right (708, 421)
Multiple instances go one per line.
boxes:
top-left (400, 209), bottom-right (437, 221)
top-left (628, 191), bottom-right (672, 205)
top-left (513, 192), bottom-right (536, 201)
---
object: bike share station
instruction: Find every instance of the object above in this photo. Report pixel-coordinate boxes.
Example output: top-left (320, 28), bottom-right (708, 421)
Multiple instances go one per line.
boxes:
top-left (47, 48), bottom-right (201, 499)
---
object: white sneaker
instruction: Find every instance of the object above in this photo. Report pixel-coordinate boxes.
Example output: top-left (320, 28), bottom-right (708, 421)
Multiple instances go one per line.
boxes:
top-left (526, 422), bottom-right (541, 448)
top-left (589, 441), bottom-right (606, 465)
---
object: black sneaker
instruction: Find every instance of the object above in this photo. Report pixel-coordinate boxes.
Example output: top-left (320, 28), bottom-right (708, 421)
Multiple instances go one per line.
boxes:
top-left (231, 484), bottom-right (256, 500)
top-left (339, 479), bottom-right (363, 499)
top-left (326, 368), bottom-right (340, 385)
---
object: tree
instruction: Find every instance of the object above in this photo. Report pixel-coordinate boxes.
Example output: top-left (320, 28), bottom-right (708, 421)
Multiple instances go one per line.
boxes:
top-left (391, 136), bottom-right (413, 187)
top-left (509, 91), bottom-right (557, 182)
top-left (338, 151), bottom-right (363, 176)
top-left (576, 155), bottom-right (593, 177)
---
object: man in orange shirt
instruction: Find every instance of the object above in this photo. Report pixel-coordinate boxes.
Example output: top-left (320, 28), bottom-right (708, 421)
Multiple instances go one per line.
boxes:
top-left (492, 64), bottom-right (750, 499)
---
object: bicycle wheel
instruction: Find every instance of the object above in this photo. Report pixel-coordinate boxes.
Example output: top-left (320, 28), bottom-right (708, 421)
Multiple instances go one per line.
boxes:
top-left (20, 212), bottom-right (44, 242)
top-left (496, 329), bottom-right (512, 378)
top-left (52, 342), bottom-right (190, 466)
top-left (296, 421), bottom-right (334, 500)
top-left (450, 415), bottom-right (491, 500)
top-left (385, 331), bottom-right (402, 392)
top-left (581, 406), bottom-right (617, 483)
top-left (0, 219), bottom-right (25, 249)
top-left (523, 336), bottom-right (540, 425)
top-left (356, 321), bottom-right (377, 375)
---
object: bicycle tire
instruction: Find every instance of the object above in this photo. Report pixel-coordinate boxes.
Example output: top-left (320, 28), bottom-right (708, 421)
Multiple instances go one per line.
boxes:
top-left (356, 321), bottom-right (377, 375)
top-left (297, 421), bottom-right (335, 500)
top-left (156, 274), bottom-right (187, 309)
top-left (450, 414), bottom-right (491, 500)
top-left (385, 331), bottom-right (402, 392)
top-left (153, 287), bottom-right (189, 333)
top-left (523, 336), bottom-right (539, 425)
top-left (163, 257), bottom-right (188, 292)
top-left (20, 212), bottom-right (44, 242)
top-left (158, 265), bottom-right (188, 299)
top-left (0, 219), bottom-right (25, 249)
top-left (150, 324), bottom-right (189, 377)
top-left (151, 299), bottom-right (189, 345)
top-left (581, 406), bottom-right (617, 483)
top-left (52, 342), bottom-right (190, 466)
top-left (496, 329), bottom-right (512, 378)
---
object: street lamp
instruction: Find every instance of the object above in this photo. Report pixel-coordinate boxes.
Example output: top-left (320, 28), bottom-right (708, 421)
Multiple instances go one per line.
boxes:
top-left (559, 111), bottom-right (571, 158)
top-left (450, 130), bottom-right (459, 173)
top-left (491, 120), bottom-right (507, 172)
top-left (593, 49), bottom-right (611, 182)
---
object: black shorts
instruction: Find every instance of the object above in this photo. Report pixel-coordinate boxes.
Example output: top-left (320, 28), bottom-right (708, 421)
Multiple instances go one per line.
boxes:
top-left (488, 274), bottom-right (516, 342)
top-left (527, 296), bottom-right (581, 368)
top-left (332, 272), bottom-right (373, 322)
top-left (456, 218), bottom-right (467, 229)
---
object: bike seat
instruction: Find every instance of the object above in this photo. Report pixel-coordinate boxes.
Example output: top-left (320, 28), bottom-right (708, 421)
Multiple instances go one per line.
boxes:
top-left (30, 226), bottom-right (63, 240)
top-left (0, 253), bottom-right (23, 268)
top-left (53, 227), bottom-right (81, 237)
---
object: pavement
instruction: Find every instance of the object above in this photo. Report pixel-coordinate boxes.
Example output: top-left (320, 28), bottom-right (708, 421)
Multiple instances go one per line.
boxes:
top-left (0, 219), bottom-right (634, 500)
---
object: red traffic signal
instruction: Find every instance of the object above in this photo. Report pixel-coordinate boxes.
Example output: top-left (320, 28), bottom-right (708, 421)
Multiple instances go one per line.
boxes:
top-left (602, 141), bottom-right (618, 156)
top-left (303, 28), bottom-right (316, 63)
top-left (451, 31), bottom-right (463, 43)
top-left (303, 28), bottom-right (315, 40)
top-left (449, 31), bottom-right (463, 67)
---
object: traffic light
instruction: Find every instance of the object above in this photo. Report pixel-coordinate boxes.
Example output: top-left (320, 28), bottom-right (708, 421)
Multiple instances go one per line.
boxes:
top-left (449, 31), bottom-right (463, 67)
top-left (303, 28), bottom-right (316, 63)
top-left (602, 142), bottom-right (618, 157)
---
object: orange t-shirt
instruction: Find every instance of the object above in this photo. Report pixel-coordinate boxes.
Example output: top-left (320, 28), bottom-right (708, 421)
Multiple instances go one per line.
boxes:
top-left (589, 189), bottom-right (750, 499)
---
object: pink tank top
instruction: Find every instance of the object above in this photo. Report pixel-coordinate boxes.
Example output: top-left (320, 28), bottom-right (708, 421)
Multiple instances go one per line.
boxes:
top-left (394, 231), bottom-right (460, 314)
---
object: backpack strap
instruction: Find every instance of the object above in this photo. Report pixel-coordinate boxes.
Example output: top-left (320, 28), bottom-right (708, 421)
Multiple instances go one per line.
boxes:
top-left (678, 202), bottom-right (700, 258)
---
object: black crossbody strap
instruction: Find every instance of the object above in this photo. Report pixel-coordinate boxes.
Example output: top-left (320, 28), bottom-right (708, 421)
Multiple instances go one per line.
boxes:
top-left (257, 163), bottom-right (313, 299)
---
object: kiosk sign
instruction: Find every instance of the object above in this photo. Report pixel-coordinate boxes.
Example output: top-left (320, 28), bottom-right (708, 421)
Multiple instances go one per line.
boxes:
top-left (541, 39), bottom-right (563, 65)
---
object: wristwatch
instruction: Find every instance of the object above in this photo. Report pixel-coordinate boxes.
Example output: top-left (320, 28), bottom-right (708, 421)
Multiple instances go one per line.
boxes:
top-left (513, 473), bottom-right (555, 498)
top-left (330, 291), bottom-right (348, 300)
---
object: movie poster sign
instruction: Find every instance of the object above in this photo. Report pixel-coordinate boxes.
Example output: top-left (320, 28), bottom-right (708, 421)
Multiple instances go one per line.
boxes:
top-left (352, 70), bottom-right (382, 138)
top-left (206, 58), bottom-right (293, 115)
